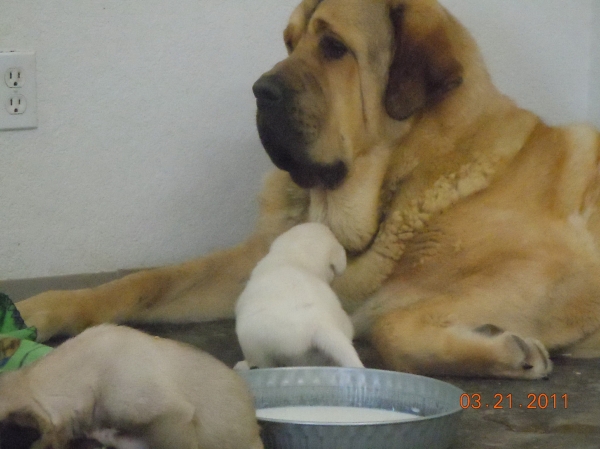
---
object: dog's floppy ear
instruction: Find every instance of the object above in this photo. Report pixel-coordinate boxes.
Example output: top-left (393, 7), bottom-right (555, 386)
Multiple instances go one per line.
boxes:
top-left (0, 411), bottom-right (42, 449)
top-left (283, 0), bottom-right (323, 53)
top-left (384, 4), bottom-right (463, 120)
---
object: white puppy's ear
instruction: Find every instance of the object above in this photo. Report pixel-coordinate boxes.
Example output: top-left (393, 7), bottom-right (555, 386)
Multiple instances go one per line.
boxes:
top-left (329, 244), bottom-right (347, 277)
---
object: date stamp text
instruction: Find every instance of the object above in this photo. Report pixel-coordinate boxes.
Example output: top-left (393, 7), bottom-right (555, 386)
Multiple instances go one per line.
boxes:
top-left (460, 393), bottom-right (568, 409)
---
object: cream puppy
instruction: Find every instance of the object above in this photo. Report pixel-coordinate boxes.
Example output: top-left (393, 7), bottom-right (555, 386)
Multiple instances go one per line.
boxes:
top-left (235, 223), bottom-right (363, 368)
top-left (0, 324), bottom-right (263, 449)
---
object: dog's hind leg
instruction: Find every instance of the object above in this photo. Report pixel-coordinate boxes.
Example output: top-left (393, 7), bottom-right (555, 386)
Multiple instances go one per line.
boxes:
top-left (312, 327), bottom-right (364, 368)
top-left (144, 406), bottom-right (198, 449)
top-left (370, 296), bottom-right (552, 379)
top-left (238, 337), bottom-right (279, 368)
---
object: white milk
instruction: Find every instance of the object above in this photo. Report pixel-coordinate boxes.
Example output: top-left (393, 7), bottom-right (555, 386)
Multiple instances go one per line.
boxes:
top-left (255, 406), bottom-right (419, 423)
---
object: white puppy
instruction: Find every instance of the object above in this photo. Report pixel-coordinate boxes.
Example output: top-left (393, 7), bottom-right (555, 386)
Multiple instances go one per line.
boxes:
top-left (235, 222), bottom-right (363, 368)
top-left (0, 324), bottom-right (263, 449)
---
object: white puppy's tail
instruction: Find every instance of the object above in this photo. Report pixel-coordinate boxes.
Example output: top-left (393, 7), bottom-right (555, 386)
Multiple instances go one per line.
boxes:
top-left (312, 327), bottom-right (364, 368)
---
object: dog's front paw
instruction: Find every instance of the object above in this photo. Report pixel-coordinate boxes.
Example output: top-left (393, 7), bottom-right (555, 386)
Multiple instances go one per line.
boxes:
top-left (16, 291), bottom-right (84, 341)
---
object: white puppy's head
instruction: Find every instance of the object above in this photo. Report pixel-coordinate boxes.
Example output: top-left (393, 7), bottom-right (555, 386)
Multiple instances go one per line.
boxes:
top-left (269, 223), bottom-right (346, 282)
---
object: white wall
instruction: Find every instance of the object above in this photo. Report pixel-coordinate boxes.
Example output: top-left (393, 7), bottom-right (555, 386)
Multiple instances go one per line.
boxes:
top-left (590, 1), bottom-right (600, 128)
top-left (441, 0), bottom-right (595, 126)
top-left (0, 0), bottom-right (597, 280)
top-left (0, 0), bottom-right (294, 280)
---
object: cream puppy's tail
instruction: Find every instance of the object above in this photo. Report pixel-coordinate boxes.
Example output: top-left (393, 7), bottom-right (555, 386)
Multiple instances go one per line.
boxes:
top-left (312, 327), bottom-right (364, 368)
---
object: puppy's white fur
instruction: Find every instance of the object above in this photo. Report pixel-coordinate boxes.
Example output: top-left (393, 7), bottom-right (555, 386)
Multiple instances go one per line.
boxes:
top-left (0, 324), bottom-right (263, 449)
top-left (235, 223), bottom-right (363, 368)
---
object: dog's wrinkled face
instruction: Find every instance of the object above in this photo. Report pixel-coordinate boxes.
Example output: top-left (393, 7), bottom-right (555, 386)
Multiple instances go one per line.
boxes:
top-left (253, 0), bottom-right (463, 190)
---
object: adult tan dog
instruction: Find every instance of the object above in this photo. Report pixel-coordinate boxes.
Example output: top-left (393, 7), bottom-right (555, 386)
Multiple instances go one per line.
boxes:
top-left (17, 0), bottom-right (600, 379)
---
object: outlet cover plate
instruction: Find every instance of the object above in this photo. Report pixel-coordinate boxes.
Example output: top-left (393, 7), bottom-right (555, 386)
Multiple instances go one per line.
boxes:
top-left (0, 51), bottom-right (37, 130)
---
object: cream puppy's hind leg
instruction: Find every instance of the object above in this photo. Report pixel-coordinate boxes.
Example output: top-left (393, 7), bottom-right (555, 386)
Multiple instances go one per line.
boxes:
top-left (89, 429), bottom-right (148, 449)
top-left (145, 404), bottom-right (264, 449)
top-left (313, 327), bottom-right (364, 368)
top-left (144, 407), bottom-right (198, 449)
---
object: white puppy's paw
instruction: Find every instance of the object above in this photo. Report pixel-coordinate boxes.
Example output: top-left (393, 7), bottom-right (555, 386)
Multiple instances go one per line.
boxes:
top-left (234, 360), bottom-right (251, 370)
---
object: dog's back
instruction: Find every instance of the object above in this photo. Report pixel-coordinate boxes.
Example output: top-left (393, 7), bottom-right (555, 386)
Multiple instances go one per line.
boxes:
top-left (0, 325), bottom-right (263, 449)
top-left (71, 325), bottom-right (262, 449)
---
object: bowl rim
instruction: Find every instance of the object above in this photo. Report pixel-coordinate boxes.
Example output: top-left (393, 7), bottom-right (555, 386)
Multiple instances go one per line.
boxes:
top-left (242, 367), bottom-right (465, 427)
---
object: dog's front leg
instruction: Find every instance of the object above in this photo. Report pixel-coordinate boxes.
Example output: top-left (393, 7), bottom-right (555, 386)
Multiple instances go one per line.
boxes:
top-left (16, 234), bottom-right (270, 341)
top-left (17, 171), bottom-right (309, 341)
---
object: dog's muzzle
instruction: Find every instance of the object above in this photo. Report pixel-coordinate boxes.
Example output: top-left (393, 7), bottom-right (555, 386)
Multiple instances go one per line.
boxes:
top-left (253, 74), bottom-right (347, 190)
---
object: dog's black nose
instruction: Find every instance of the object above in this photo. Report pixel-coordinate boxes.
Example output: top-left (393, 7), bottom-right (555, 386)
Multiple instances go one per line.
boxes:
top-left (253, 75), bottom-right (284, 105)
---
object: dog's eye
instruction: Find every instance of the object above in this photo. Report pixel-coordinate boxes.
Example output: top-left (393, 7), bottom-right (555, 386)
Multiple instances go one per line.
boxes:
top-left (320, 35), bottom-right (348, 60)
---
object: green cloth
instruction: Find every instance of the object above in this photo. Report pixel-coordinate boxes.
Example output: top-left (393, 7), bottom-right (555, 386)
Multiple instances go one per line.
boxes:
top-left (0, 295), bottom-right (110, 448)
top-left (0, 292), bottom-right (53, 372)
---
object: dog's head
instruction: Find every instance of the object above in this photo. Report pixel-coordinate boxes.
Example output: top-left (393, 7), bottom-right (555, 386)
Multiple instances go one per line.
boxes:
top-left (253, 0), bottom-right (466, 190)
top-left (0, 406), bottom-right (108, 449)
top-left (270, 223), bottom-right (346, 281)
top-left (0, 373), bottom-right (56, 449)
top-left (0, 410), bottom-right (43, 449)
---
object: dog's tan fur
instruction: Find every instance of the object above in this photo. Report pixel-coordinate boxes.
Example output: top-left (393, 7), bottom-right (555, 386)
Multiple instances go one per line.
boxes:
top-left (17, 0), bottom-right (600, 378)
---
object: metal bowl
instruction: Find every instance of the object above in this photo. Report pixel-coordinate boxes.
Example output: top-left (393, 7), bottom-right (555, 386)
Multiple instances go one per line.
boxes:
top-left (240, 367), bottom-right (463, 449)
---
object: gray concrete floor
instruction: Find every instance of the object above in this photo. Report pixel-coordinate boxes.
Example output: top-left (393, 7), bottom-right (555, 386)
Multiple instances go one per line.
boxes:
top-left (8, 271), bottom-right (600, 448)
top-left (82, 320), bottom-right (598, 449)
top-left (15, 270), bottom-right (599, 446)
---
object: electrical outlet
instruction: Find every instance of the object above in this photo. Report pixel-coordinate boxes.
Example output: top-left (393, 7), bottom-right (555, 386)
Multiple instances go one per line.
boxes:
top-left (5, 68), bottom-right (24, 88)
top-left (6, 94), bottom-right (27, 114)
top-left (0, 51), bottom-right (37, 130)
